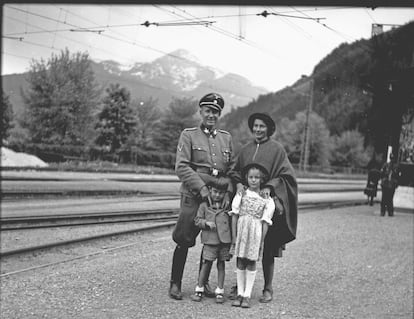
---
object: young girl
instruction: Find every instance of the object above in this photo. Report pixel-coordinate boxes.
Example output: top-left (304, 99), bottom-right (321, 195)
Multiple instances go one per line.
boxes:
top-left (229, 163), bottom-right (275, 308)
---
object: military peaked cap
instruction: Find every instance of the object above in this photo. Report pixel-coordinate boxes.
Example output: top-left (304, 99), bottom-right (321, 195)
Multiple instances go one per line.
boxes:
top-left (199, 93), bottom-right (224, 112)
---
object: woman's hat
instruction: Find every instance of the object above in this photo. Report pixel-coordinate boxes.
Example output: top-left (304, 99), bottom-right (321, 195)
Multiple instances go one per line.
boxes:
top-left (248, 112), bottom-right (276, 136)
top-left (241, 162), bottom-right (270, 185)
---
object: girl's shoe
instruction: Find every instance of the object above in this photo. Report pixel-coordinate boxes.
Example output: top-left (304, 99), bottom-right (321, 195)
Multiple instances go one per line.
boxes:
top-left (191, 291), bottom-right (203, 302)
top-left (215, 293), bottom-right (225, 304)
top-left (231, 295), bottom-right (243, 307)
top-left (241, 297), bottom-right (251, 308)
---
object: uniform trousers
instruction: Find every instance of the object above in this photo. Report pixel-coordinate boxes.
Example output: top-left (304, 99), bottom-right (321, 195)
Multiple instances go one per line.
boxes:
top-left (171, 194), bottom-right (201, 285)
top-left (381, 186), bottom-right (396, 216)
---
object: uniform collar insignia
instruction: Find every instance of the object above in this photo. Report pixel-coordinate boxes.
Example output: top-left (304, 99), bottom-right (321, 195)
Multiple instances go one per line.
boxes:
top-left (201, 125), bottom-right (217, 137)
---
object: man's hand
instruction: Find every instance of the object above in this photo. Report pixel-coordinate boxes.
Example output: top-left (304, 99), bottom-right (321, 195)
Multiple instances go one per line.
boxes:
top-left (206, 221), bottom-right (216, 230)
top-left (200, 186), bottom-right (212, 206)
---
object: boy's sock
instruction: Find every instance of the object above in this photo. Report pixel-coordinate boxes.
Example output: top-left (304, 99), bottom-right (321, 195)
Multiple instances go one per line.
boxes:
top-left (244, 270), bottom-right (257, 298)
top-left (195, 285), bottom-right (204, 293)
top-left (236, 269), bottom-right (246, 296)
top-left (215, 287), bottom-right (224, 295)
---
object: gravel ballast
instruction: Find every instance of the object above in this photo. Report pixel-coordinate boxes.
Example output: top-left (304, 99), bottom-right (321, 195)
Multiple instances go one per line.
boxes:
top-left (0, 205), bottom-right (412, 319)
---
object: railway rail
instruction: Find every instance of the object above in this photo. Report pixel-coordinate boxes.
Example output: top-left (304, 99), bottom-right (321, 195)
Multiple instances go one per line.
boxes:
top-left (0, 199), bottom-right (367, 258)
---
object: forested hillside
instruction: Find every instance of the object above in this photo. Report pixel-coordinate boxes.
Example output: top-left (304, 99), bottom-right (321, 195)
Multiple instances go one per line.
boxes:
top-left (220, 21), bottom-right (414, 160)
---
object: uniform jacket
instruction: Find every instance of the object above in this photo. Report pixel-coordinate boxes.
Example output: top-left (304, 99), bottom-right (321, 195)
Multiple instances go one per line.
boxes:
top-left (175, 126), bottom-right (234, 197)
top-left (229, 138), bottom-right (298, 249)
top-left (195, 202), bottom-right (232, 245)
top-left (380, 161), bottom-right (399, 189)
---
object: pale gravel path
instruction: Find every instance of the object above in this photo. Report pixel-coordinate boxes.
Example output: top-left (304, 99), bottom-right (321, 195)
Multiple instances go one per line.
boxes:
top-left (0, 205), bottom-right (412, 319)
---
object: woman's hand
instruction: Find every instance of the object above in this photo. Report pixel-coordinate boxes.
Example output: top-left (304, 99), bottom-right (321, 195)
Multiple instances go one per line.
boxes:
top-left (236, 183), bottom-right (246, 195)
top-left (260, 187), bottom-right (271, 199)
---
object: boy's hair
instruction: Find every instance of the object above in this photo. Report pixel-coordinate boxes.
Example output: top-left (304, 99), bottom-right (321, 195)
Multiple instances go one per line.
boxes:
top-left (206, 177), bottom-right (229, 191)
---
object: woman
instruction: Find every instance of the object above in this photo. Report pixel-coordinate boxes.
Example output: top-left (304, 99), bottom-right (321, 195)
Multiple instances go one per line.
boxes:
top-left (229, 112), bottom-right (298, 303)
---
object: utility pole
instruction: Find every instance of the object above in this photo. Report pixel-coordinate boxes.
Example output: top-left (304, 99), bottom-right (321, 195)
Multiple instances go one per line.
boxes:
top-left (299, 78), bottom-right (314, 172)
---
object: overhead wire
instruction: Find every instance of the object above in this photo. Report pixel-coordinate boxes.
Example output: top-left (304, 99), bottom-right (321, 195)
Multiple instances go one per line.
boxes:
top-left (4, 5), bottom-right (258, 101)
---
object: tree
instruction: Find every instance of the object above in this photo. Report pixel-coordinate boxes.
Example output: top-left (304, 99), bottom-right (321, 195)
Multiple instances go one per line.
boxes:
top-left (21, 48), bottom-right (100, 146)
top-left (276, 111), bottom-right (332, 166)
top-left (154, 97), bottom-right (199, 153)
top-left (331, 130), bottom-right (371, 168)
top-left (95, 83), bottom-right (135, 153)
top-left (1, 92), bottom-right (14, 142)
top-left (129, 97), bottom-right (162, 150)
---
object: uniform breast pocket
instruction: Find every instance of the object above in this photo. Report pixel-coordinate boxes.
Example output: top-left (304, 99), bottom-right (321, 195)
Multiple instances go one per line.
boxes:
top-left (192, 145), bottom-right (207, 162)
top-left (221, 148), bottom-right (231, 163)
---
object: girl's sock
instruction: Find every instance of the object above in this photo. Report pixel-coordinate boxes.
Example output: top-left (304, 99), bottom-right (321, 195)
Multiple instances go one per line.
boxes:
top-left (236, 268), bottom-right (246, 296)
top-left (244, 270), bottom-right (257, 298)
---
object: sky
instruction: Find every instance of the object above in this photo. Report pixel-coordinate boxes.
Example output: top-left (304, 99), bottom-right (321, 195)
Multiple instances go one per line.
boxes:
top-left (2, 4), bottom-right (414, 92)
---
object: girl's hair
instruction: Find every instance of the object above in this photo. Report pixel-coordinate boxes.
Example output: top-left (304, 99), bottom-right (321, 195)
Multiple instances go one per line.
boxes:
top-left (242, 163), bottom-right (270, 185)
top-left (245, 166), bottom-right (267, 185)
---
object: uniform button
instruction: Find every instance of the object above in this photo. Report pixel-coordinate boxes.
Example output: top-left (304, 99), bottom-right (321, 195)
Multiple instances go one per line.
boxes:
top-left (212, 143), bottom-right (215, 146)
top-left (212, 153), bottom-right (216, 156)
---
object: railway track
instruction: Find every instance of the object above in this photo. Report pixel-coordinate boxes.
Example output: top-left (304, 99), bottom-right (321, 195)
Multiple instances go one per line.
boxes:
top-left (0, 208), bottom-right (180, 230)
top-left (0, 199), bottom-right (367, 258)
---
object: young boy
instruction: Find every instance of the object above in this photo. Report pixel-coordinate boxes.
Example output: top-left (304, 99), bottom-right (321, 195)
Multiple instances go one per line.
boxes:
top-left (191, 177), bottom-right (232, 304)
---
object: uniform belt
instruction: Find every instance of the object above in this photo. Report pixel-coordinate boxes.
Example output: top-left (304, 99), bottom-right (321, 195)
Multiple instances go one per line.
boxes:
top-left (196, 167), bottom-right (225, 177)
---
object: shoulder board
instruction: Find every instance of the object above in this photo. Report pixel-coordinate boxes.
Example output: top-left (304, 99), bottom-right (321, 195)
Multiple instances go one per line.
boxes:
top-left (184, 127), bottom-right (197, 131)
top-left (218, 129), bottom-right (230, 135)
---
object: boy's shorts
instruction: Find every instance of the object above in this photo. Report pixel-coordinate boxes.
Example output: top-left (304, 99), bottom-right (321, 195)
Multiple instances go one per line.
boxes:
top-left (202, 243), bottom-right (231, 262)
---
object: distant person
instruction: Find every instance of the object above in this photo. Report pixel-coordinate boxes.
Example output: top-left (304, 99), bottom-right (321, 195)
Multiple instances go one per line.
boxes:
top-left (169, 93), bottom-right (234, 300)
top-left (364, 168), bottom-right (381, 206)
top-left (228, 112), bottom-right (298, 303)
top-left (230, 163), bottom-right (275, 308)
top-left (191, 178), bottom-right (232, 304)
top-left (380, 153), bottom-right (400, 216)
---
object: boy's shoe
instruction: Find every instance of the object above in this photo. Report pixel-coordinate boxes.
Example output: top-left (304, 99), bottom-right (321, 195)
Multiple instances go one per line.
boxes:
top-left (231, 295), bottom-right (243, 307)
top-left (191, 291), bottom-right (203, 302)
top-left (241, 297), bottom-right (251, 308)
top-left (215, 293), bottom-right (225, 304)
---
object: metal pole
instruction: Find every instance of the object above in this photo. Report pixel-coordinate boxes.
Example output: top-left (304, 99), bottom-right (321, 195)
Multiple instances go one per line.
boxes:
top-left (303, 79), bottom-right (314, 172)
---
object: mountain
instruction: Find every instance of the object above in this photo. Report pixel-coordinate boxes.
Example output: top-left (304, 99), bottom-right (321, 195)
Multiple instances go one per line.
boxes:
top-left (2, 49), bottom-right (268, 118)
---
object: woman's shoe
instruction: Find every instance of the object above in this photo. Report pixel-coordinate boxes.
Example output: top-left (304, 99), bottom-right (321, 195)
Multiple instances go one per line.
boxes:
top-left (241, 297), bottom-right (251, 308)
top-left (190, 291), bottom-right (203, 302)
top-left (259, 289), bottom-right (273, 303)
top-left (169, 282), bottom-right (183, 300)
top-left (231, 295), bottom-right (243, 307)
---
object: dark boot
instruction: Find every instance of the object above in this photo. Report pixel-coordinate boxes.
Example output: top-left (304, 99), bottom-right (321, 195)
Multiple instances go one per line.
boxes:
top-left (169, 245), bottom-right (188, 300)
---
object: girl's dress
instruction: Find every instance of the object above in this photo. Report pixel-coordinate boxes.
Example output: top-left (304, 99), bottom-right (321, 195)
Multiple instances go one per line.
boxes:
top-left (231, 189), bottom-right (275, 261)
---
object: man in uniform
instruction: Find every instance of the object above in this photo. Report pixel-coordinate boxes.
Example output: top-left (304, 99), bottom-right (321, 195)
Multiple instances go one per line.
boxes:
top-left (169, 93), bottom-right (235, 300)
top-left (380, 153), bottom-right (400, 216)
